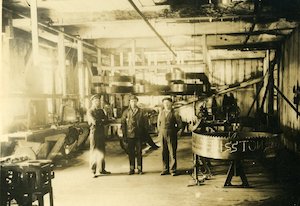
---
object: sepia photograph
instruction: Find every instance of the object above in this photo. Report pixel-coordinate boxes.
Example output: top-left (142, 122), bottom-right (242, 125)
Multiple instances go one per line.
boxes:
top-left (0, 0), bottom-right (300, 205)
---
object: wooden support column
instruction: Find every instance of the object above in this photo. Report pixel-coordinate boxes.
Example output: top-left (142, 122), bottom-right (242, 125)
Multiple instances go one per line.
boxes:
top-left (0, 0), bottom-right (2, 78)
top-left (58, 31), bottom-right (66, 96)
top-left (97, 48), bottom-right (102, 75)
top-left (1, 0), bottom-right (5, 96)
top-left (77, 40), bottom-right (85, 106)
top-left (130, 39), bottom-right (136, 76)
top-left (268, 51), bottom-right (274, 115)
top-left (2, 12), bottom-right (14, 95)
top-left (128, 52), bottom-right (132, 67)
top-left (0, 0), bottom-right (3, 134)
top-left (267, 50), bottom-right (275, 129)
top-left (176, 52), bottom-right (180, 65)
top-left (261, 50), bottom-right (270, 112)
top-left (110, 54), bottom-right (115, 75)
top-left (154, 53), bottom-right (158, 75)
top-left (85, 64), bottom-right (90, 98)
top-left (120, 52), bottom-right (124, 67)
top-left (147, 53), bottom-right (152, 66)
top-left (141, 49), bottom-right (145, 66)
top-left (30, 0), bottom-right (39, 66)
top-left (202, 34), bottom-right (212, 78)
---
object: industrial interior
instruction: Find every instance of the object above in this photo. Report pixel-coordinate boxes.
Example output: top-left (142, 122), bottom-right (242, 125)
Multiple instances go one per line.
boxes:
top-left (0, 0), bottom-right (300, 205)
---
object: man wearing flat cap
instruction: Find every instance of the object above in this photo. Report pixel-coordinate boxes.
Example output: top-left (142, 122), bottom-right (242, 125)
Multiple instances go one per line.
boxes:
top-left (87, 94), bottom-right (111, 177)
top-left (157, 97), bottom-right (183, 176)
top-left (121, 94), bottom-right (147, 175)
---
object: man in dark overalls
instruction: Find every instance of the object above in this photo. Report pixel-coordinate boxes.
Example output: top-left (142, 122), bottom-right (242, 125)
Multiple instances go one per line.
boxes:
top-left (121, 95), bottom-right (147, 175)
top-left (157, 97), bottom-right (182, 176)
top-left (87, 94), bottom-right (111, 177)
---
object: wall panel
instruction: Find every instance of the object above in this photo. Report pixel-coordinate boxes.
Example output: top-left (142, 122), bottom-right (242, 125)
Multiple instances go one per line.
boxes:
top-left (279, 26), bottom-right (300, 153)
top-left (211, 58), bottom-right (263, 86)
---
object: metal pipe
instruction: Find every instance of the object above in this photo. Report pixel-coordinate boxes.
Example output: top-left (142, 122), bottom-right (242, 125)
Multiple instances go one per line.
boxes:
top-left (128, 0), bottom-right (177, 57)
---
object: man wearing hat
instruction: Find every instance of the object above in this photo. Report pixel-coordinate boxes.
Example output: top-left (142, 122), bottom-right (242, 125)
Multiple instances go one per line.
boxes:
top-left (121, 94), bottom-right (147, 175)
top-left (157, 97), bottom-right (183, 176)
top-left (87, 94), bottom-right (111, 177)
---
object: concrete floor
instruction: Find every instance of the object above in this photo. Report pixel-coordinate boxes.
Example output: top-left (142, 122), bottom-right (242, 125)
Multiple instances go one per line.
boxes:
top-left (41, 136), bottom-right (293, 206)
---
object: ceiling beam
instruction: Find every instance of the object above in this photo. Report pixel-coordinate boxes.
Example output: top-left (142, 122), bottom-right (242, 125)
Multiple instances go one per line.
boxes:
top-left (127, 0), bottom-right (177, 57)
top-left (61, 19), bottom-right (297, 39)
top-left (12, 18), bottom-right (97, 55)
top-left (191, 28), bottom-right (294, 37)
top-left (5, 7), bottom-right (99, 51)
top-left (93, 32), bottom-right (284, 50)
top-left (209, 50), bottom-right (266, 60)
top-left (210, 41), bottom-right (281, 50)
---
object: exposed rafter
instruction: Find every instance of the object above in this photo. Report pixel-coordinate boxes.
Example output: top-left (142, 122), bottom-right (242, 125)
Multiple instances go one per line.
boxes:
top-left (128, 0), bottom-right (177, 57)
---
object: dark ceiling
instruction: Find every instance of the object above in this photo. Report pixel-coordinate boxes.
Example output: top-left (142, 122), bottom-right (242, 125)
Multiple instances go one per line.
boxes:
top-left (2, 0), bottom-right (300, 55)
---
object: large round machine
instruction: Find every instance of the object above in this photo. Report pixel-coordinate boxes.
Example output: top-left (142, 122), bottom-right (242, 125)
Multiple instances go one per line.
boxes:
top-left (192, 130), bottom-right (279, 187)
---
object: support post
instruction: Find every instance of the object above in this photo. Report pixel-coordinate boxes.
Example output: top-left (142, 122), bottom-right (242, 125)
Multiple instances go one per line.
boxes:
top-left (0, 0), bottom-right (2, 80)
top-left (202, 34), bottom-right (212, 79)
top-left (97, 48), bottom-right (102, 75)
top-left (267, 51), bottom-right (275, 129)
top-left (58, 31), bottom-right (66, 96)
top-left (224, 160), bottom-right (250, 188)
top-left (261, 50), bottom-right (270, 112)
top-left (120, 51), bottom-right (124, 67)
top-left (30, 0), bottom-right (39, 67)
top-left (77, 40), bottom-right (85, 106)
top-left (130, 39), bottom-right (136, 76)
top-left (111, 54), bottom-right (115, 75)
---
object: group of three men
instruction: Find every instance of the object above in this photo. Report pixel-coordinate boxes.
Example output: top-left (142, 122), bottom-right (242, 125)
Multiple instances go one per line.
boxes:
top-left (87, 94), bottom-right (182, 177)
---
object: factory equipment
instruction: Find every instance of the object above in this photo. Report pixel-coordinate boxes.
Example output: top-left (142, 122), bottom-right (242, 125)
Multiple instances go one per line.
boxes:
top-left (173, 91), bottom-right (279, 187)
top-left (1, 158), bottom-right (54, 206)
top-left (1, 122), bottom-right (89, 160)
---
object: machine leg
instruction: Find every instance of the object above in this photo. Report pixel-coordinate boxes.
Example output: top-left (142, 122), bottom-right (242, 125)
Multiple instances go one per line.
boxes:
top-left (224, 160), bottom-right (250, 188)
top-left (38, 195), bottom-right (44, 206)
top-left (49, 188), bottom-right (54, 206)
top-left (200, 157), bottom-right (212, 179)
top-left (189, 154), bottom-right (205, 186)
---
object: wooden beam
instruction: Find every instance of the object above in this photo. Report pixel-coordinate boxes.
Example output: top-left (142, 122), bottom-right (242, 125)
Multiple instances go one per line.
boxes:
top-left (261, 49), bottom-right (270, 112)
top-left (63, 19), bottom-right (297, 39)
top-left (0, 93), bottom-right (64, 99)
top-left (130, 39), bottom-right (136, 75)
top-left (12, 19), bottom-right (98, 56)
top-left (30, 0), bottom-right (39, 66)
top-left (58, 31), bottom-right (67, 96)
top-left (217, 77), bottom-right (263, 95)
top-left (209, 41), bottom-right (281, 50)
top-left (6, 6), bottom-right (100, 49)
top-left (120, 51), bottom-right (124, 67)
top-left (209, 50), bottom-right (266, 60)
top-left (97, 48), bottom-right (102, 74)
top-left (110, 54), bottom-right (115, 75)
top-left (98, 63), bottom-right (207, 72)
top-left (202, 34), bottom-right (212, 78)
top-left (77, 40), bottom-right (85, 105)
top-left (0, 0), bottom-right (3, 98)
top-left (94, 33), bottom-right (285, 50)
top-left (192, 28), bottom-right (294, 37)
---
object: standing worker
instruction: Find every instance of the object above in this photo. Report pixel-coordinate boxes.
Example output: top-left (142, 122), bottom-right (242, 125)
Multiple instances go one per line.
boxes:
top-left (157, 97), bottom-right (183, 176)
top-left (121, 95), bottom-right (147, 175)
top-left (87, 94), bottom-right (111, 177)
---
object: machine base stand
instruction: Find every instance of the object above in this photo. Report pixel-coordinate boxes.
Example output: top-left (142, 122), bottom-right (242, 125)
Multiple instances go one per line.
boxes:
top-left (224, 160), bottom-right (250, 188)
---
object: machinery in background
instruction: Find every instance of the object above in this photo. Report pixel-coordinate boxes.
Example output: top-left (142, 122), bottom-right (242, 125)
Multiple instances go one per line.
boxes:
top-left (0, 98), bottom-right (90, 162)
